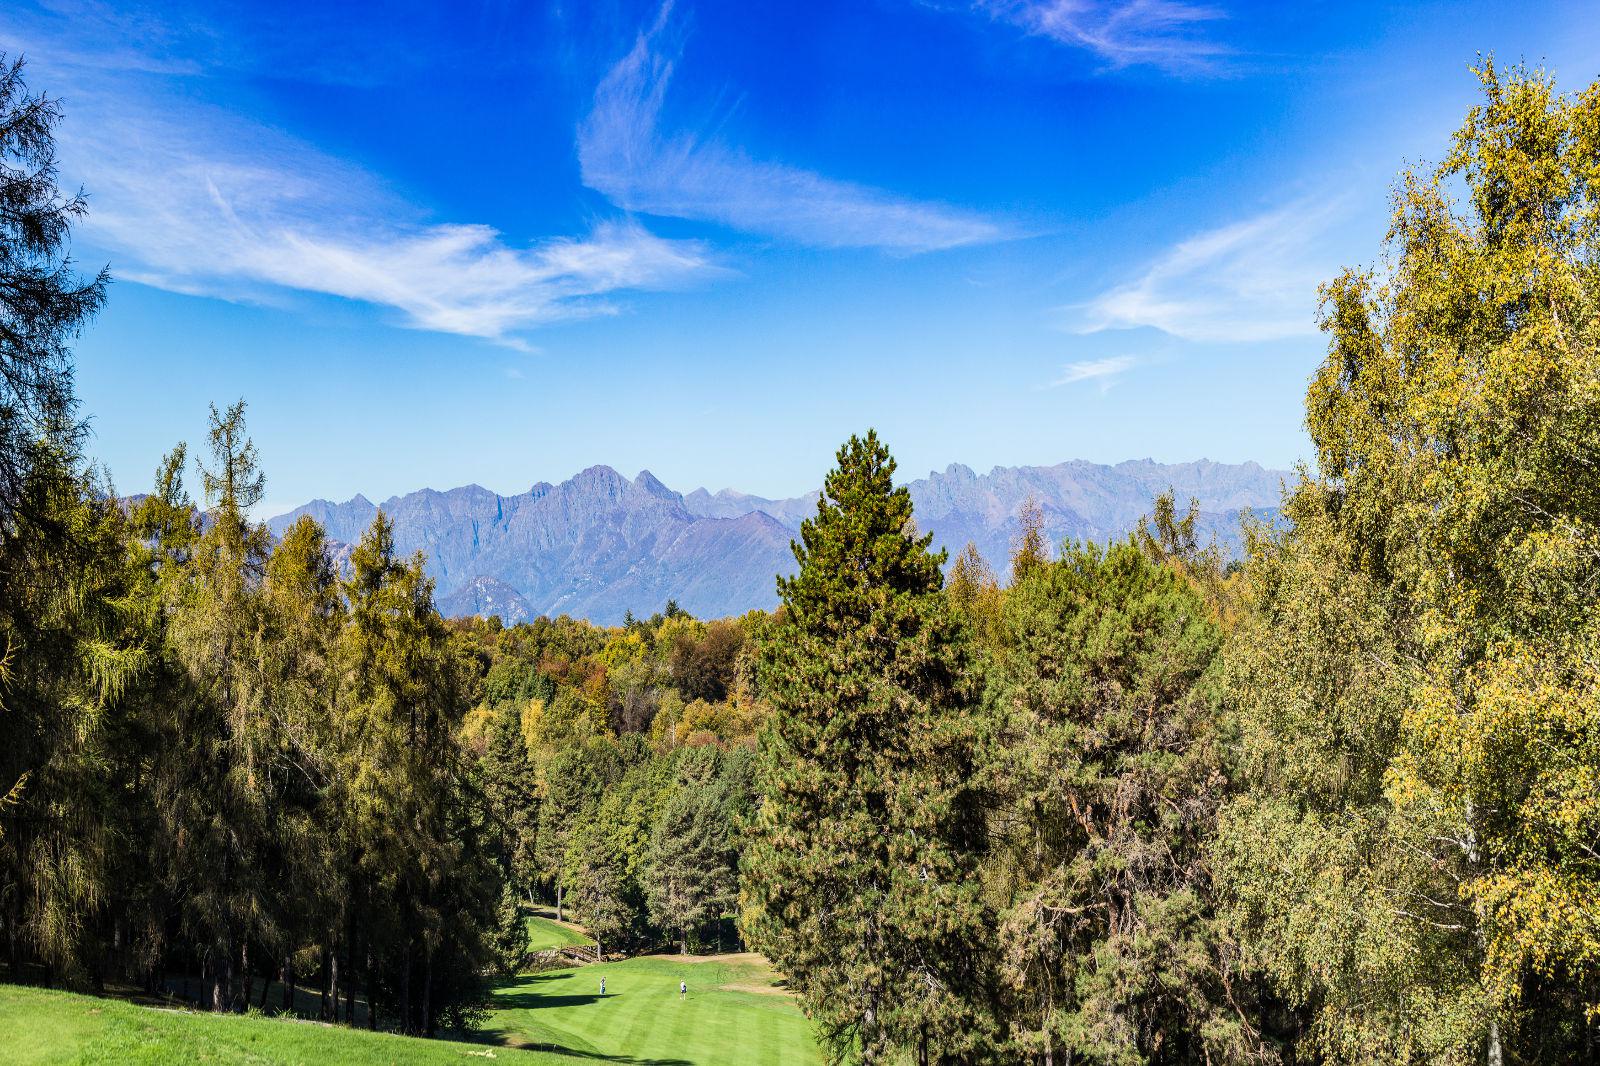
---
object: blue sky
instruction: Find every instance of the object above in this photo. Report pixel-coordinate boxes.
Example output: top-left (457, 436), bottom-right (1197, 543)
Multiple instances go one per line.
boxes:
top-left (5, 0), bottom-right (1598, 516)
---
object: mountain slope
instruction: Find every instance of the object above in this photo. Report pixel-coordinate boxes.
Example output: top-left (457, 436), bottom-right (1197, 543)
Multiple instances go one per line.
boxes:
top-left (269, 467), bottom-right (796, 624)
top-left (271, 459), bottom-right (1286, 625)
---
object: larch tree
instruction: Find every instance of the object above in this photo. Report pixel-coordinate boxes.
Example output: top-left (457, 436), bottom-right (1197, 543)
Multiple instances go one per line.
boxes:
top-left (743, 430), bottom-right (995, 1065)
top-left (258, 515), bottom-right (340, 1010)
top-left (1010, 497), bottom-right (1049, 586)
top-left (945, 541), bottom-right (1002, 653)
top-left (0, 53), bottom-right (125, 985)
top-left (166, 399), bottom-right (273, 1012)
top-left (0, 53), bottom-right (106, 524)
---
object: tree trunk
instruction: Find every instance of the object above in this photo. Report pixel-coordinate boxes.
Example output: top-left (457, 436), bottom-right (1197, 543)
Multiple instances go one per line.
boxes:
top-left (422, 943), bottom-right (434, 1038)
top-left (366, 951), bottom-right (376, 1030)
top-left (344, 904), bottom-right (357, 1026)
top-left (555, 881), bottom-right (563, 923)
top-left (1488, 1020), bottom-right (1503, 1066)
top-left (401, 936), bottom-right (413, 1035)
top-left (7, 894), bottom-right (19, 976)
top-left (328, 942), bottom-right (339, 1022)
top-left (211, 948), bottom-right (226, 1012)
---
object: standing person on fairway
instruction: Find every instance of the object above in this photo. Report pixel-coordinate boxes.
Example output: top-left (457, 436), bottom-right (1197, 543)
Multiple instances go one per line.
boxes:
top-left (599, 977), bottom-right (606, 997)
top-left (680, 980), bottom-right (686, 999)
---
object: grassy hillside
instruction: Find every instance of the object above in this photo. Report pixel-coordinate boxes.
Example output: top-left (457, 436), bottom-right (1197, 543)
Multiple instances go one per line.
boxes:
top-left (2, 953), bottom-right (818, 1064)
top-left (481, 954), bottom-right (819, 1065)
top-left (0, 983), bottom-right (558, 1065)
top-left (523, 910), bottom-right (592, 952)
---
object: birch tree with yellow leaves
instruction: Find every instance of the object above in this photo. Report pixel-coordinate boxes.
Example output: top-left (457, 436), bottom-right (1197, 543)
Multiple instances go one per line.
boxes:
top-left (1218, 62), bottom-right (1600, 1063)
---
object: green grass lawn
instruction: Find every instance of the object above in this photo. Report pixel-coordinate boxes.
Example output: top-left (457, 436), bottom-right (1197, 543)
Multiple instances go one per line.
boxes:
top-left (0, 982), bottom-right (559, 1065)
top-left (523, 911), bottom-right (592, 953)
top-left (0, 951), bottom-right (819, 1064)
top-left (480, 953), bottom-right (820, 1066)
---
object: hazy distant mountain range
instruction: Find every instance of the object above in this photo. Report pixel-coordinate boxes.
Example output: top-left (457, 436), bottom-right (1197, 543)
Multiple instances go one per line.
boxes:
top-left (268, 460), bottom-right (1288, 626)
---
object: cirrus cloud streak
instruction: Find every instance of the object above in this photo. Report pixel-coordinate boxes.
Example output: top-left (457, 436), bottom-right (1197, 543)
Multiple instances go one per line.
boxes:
top-left (578, 3), bottom-right (1007, 253)
top-left (17, 40), bottom-right (712, 345)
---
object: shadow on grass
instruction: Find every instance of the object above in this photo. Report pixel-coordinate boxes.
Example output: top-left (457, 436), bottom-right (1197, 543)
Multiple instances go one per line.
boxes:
top-left (487, 990), bottom-right (610, 1011)
top-left (490, 973), bottom-right (573, 988)
top-left (473, 1026), bottom-right (691, 1065)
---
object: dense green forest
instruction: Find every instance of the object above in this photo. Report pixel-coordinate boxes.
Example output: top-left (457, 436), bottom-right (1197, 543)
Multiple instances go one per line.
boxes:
top-left (5, 52), bottom-right (1600, 1065)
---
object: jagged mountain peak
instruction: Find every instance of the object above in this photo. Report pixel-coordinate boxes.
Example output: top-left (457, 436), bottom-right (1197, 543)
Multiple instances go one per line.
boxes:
top-left (270, 457), bottom-right (1286, 625)
top-left (631, 469), bottom-right (678, 499)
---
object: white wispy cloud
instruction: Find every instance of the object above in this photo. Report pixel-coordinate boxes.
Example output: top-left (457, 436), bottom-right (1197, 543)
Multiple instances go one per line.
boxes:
top-left (1065, 196), bottom-right (1355, 343)
top-left (971, 0), bottom-right (1230, 73)
top-left (578, 4), bottom-right (1006, 253)
top-left (7, 24), bottom-right (710, 346)
top-left (1047, 355), bottom-right (1134, 391)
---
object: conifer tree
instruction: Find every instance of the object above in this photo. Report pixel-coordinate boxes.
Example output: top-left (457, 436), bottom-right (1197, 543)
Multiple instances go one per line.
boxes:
top-left (1010, 497), bottom-right (1049, 585)
top-left (0, 445), bottom-right (149, 986)
top-left (0, 55), bottom-right (128, 987)
top-left (480, 703), bottom-right (540, 903)
top-left (0, 54), bottom-right (106, 523)
top-left (743, 430), bottom-right (994, 1064)
top-left (258, 515), bottom-right (340, 1008)
top-left (166, 400), bottom-right (273, 1011)
top-left (985, 538), bottom-right (1268, 1064)
top-left (568, 840), bottom-right (630, 961)
top-left (335, 513), bottom-right (492, 1033)
top-left (645, 784), bottom-right (734, 953)
top-left (945, 541), bottom-right (1002, 652)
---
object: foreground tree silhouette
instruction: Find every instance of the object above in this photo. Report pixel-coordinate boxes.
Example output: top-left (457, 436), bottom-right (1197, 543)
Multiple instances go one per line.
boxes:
top-left (744, 431), bottom-right (993, 1064)
top-left (0, 51), bottom-right (111, 867)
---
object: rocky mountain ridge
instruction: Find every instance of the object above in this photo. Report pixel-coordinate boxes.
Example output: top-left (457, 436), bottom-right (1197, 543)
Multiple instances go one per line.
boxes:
top-left (269, 459), bottom-right (1287, 625)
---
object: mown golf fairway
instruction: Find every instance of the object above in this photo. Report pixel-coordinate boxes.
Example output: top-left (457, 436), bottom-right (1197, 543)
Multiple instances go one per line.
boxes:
top-left (0, 953), bottom-right (819, 1064)
top-left (482, 954), bottom-right (820, 1065)
top-left (524, 911), bottom-right (592, 952)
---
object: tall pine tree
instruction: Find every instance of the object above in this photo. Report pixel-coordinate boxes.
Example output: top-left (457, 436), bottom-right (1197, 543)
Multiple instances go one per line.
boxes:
top-left (743, 431), bottom-right (994, 1064)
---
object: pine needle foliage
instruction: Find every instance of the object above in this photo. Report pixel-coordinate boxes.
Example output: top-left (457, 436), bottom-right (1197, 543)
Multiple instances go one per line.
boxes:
top-left (743, 430), bottom-right (995, 1064)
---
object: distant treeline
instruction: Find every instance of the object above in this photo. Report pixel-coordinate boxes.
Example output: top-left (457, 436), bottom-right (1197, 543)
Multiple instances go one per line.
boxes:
top-left (5, 49), bottom-right (1600, 1066)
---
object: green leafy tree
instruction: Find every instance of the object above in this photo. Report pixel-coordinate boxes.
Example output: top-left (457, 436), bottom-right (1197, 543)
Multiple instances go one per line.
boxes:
top-left (743, 430), bottom-right (994, 1064)
top-left (1217, 62), bottom-right (1600, 1063)
top-left (669, 619), bottom-right (745, 703)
